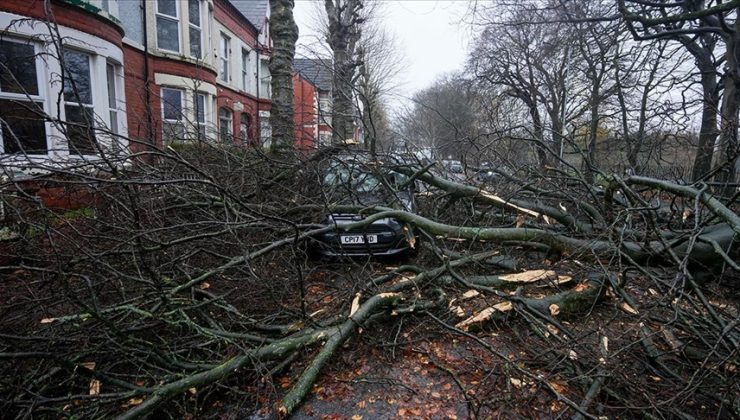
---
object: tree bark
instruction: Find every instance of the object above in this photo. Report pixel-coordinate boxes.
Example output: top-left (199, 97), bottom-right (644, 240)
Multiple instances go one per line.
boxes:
top-left (716, 14), bottom-right (740, 194)
top-left (268, 0), bottom-right (299, 152)
top-left (325, 0), bottom-right (363, 145)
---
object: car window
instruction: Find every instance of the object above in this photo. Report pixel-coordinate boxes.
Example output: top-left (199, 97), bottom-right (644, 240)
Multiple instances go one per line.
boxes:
top-left (323, 162), bottom-right (409, 193)
top-left (323, 164), bottom-right (380, 193)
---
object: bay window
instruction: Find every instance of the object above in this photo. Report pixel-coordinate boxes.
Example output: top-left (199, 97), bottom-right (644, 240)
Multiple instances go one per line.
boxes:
top-left (156, 0), bottom-right (180, 53)
top-left (188, 0), bottom-right (202, 59)
top-left (0, 38), bottom-right (47, 154)
top-left (62, 48), bottom-right (97, 155)
top-left (241, 48), bottom-right (250, 91)
top-left (161, 88), bottom-right (184, 142)
top-left (240, 113), bottom-right (250, 144)
top-left (259, 58), bottom-right (270, 98)
top-left (219, 33), bottom-right (230, 83)
top-left (194, 92), bottom-right (207, 141)
top-left (219, 107), bottom-right (232, 143)
top-left (106, 62), bottom-right (121, 136)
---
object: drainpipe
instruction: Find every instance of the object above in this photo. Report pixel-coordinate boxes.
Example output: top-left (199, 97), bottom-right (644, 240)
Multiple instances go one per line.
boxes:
top-left (256, 44), bottom-right (260, 145)
top-left (141, 0), bottom-right (155, 149)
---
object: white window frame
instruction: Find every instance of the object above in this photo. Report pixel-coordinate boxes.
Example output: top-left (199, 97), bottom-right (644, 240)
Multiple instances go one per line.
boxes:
top-left (156, 0), bottom-right (180, 53)
top-left (241, 48), bottom-right (250, 92)
top-left (61, 47), bottom-right (98, 156)
top-left (219, 107), bottom-right (233, 143)
top-left (188, 0), bottom-right (202, 59)
top-left (106, 62), bottom-right (122, 137)
top-left (239, 112), bottom-right (250, 143)
top-left (194, 91), bottom-right (208, 141)
top-left (0, 37), bottom-right (49, 155)
top-left (259, 58), bottom-right (270, 98)
top-left (161, 87), bottom-right (185, 142)
top-left (219, 33), bottom-right (230, 83)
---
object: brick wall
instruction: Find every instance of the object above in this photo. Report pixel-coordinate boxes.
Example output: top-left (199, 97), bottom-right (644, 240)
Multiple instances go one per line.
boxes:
top-left (293, 73), bottom-right (317, 150)
top-left (1, 0), bottom-right (123, 47)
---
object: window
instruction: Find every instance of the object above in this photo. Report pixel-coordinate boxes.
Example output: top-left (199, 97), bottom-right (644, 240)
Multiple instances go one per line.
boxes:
top-left (319, 132), bottom-right (332, 147)
top-left (240, 113), bottom-right (250, 144)
top-left (241, 48), bottom-right (250, 91)
top-left (156, 0), bottom-right (180, 53)
top-left (219, 34), bottom-right (230, 83)
top-left (106, 63), bottom-right (120, 135)
top-left (259, 58), bottom-right (270, 98)
top-left (0, 38), bottom-right (47, 154)
top-left (62, 48), bottom-right (97, 155)
top-left (194, 92), bottom-right (207, 141)
top-left (218, 107), bottom-right (232, 143)
top-left (161, 88), bottom-right (184, 142)
top-left (188, 0), bottom-right (201, 59)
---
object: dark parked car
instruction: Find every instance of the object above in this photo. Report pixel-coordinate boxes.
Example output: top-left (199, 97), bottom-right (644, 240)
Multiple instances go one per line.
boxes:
top-left (313, 157), bottom-right (417, 257)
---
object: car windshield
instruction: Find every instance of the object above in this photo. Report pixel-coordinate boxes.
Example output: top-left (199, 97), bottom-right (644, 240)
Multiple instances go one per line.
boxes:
top-left (323, 162), bottom-right (409, 193)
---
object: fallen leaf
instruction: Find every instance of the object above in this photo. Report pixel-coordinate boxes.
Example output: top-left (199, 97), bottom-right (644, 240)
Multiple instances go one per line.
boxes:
top-left (568, 350), bottom-right (578, 360)
top-left (351, 415), bottom-right (362, 420)
top-left (547, 324), bottom-right (559, 335)
top-left (549, 304), bottom-right (560, 316)
top-left (40, 318), bottom-right (55, 324)
top-left (199, 282), bottom-right (210, 290)
top-left (574, 283), bottom-right (589, 292)
top-left (515, 213), bottom-right (526, 228)
top-left (549, 381), bottom-right (567, 393)
top-left (510, 378), bottom-right (523, 388)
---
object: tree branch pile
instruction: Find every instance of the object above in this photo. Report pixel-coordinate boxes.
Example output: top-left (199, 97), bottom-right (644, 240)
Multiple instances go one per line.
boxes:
top-left (0, 146), bottom-right (738, 418)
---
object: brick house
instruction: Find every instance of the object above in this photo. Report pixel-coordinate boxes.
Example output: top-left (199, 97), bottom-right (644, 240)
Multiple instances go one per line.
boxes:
top-left (0, 0), bottom-right (274, 165)
top-left (293, 71), bottom-right (318, 150)
top-left (293, 57), bottom-right (364, 146)
top-left (294, 58), bottom-right (333, 147)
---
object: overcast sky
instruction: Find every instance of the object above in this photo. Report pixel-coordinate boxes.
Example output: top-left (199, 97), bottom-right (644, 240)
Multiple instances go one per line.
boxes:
top-left (292, 0), bottom-right (472, 106)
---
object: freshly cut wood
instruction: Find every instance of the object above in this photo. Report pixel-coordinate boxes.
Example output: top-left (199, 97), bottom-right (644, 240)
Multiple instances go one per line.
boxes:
top-left (499, 270), bottom-right (557, 283)
top-left (462, 290), bottom-right (481, 300)
top-left (456, 302), bottom-right (513, 331)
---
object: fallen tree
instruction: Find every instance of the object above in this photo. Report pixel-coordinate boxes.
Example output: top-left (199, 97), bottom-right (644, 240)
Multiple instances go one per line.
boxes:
top-left (1, 147), bottom-right (738, 418)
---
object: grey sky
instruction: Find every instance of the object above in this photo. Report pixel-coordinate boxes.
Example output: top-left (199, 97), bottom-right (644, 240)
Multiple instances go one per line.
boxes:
top-left (293, 0), bottom-right (471, 104)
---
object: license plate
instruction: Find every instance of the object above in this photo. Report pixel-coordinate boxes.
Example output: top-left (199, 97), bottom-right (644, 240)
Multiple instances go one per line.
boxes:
top-left (341, 234), bottom-right (377, 244)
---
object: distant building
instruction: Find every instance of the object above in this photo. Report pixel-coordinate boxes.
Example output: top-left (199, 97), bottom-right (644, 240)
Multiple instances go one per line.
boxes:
top-left (294, 58), bottom-right (334, 146)
top-left (293, 72), bottom-right (318, 150)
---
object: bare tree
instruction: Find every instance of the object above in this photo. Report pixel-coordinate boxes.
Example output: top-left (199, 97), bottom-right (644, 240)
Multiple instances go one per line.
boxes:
top-left (618, 0), bottom-right (739, 190)
top-left (269, 0), bottom-right (300, 152)
top-left (324, 0), bottom-right (364, 144)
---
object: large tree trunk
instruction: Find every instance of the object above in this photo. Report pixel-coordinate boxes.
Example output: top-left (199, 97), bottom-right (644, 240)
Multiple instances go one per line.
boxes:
top-left (325, 0), bottom-right (362, 145)
top-left (691, 57), bottom-right (720, 182)
top-left (716, 19), bottom-right (740, 194)
top-left (268, 0), bottom-right (299, 152)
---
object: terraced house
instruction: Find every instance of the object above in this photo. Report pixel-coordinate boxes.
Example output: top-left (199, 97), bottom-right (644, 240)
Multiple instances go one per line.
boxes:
top-left (0, 0), bottom-right (274, 163)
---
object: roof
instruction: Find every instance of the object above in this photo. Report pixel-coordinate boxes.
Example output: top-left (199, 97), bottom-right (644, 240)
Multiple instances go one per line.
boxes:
top-left (294, 58), bottom-right (333, 92)
top-left (228, 0), bottom-right (269, 31)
